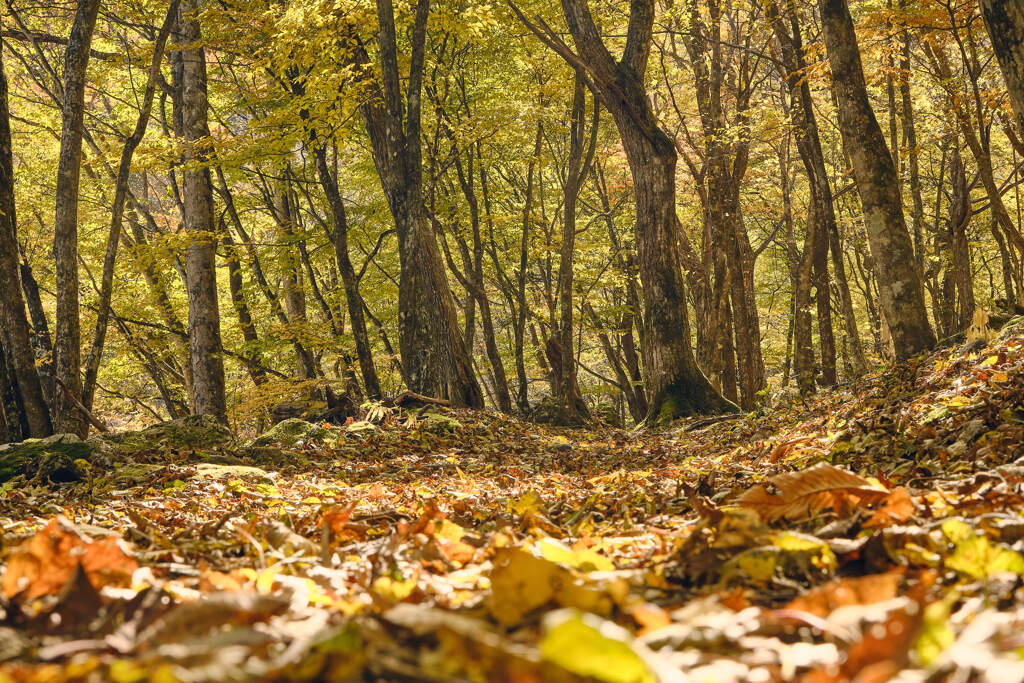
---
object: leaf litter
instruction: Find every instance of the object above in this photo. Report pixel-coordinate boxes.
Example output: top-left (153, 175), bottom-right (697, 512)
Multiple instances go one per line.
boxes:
top-left (4, 333), bottom-right (1024, 680)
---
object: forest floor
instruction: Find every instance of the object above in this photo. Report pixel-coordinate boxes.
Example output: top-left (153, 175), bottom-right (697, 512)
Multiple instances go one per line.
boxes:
top-left (4, 326), bottom-right (1024, 681)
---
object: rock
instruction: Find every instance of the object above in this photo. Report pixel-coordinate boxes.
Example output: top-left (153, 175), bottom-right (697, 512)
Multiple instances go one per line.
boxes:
top-left (88, 415), bottom-right (234, 455)
top-left (194, 463), bottom-right (274, 483)
top-left (419, 413), bottom-right (463, 434)
top-left (248, 418), bottom-right (337, 447)
top-left (111, 463), bottom-right (165, 487)
top-left (232, 446), bottom-right (307, 468)
top-left (997, 315), bottom-right (1024, 340)
top-left (0, 433), bottom-right (93, 483)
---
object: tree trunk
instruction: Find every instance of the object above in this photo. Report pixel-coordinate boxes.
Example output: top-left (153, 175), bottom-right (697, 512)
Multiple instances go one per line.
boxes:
top-left (82, 0), bottom-right (179, 412)
top-left (52, 0), bottom-right (101, 436)
top-left (357, 0), bottom-right (483, 407)
top-left (980, 0), bottom-right (1024, 136)
top-left (177, 0), bottom-right (226, 420)
top-left (222, 227), bottom-right (268, 387)
top-left (819, 0), bottom-right (936, 358)
top-left (527, 0), bottom-right (734, 422)
top-left (555, 73), bottom-right (592, 424)
top-left (0, 43), bottom-right (51, 437)
top-left (771, 0), bottom-right (868, 377)
top-left (314, 147), bottom-right (382, 399)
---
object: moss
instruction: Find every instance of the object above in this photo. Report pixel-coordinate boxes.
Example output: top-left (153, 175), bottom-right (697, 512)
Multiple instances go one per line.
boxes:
top-left (111, 463), bottom-right (165, 487)
top-left (249, 419), bottom-right (336, 447)
top-left (998, 315), bottom-right (1024, 341)
top-left (419, 413), bottom-right (463, 434)
top-left (644, 378), bottom-right (739, 428)
top-left (0, 434), bottom-right (93, 483)
top-left (89, 415), bottom-right (234, 455)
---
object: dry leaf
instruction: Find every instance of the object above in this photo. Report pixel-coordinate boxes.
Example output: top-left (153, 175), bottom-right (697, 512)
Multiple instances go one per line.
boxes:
top-left (735, 463), bottom-right (888, 522)
top-left (2, 516), bottom-right (138, 599)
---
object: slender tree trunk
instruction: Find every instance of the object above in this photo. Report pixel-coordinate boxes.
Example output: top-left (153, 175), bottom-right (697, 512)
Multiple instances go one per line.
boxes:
top-left (0, 43), bottom-right (51, 437)
top-left (313, 148), bottom-right (382, 399)
top-left (899, 26), bottom-right (926, 276)
top-left (819, 0), bottom-right (935, 358)
top-left (771, 1), bottom-right (868, 377)
top-left (793, 205), bottom-right (817, 395)
top-left (178, 0), bottom-right (226, 420)
top-left (82, 0), bottom-right (179, 412)
top-left (18, 256), bottom-right (55, 407)
top-left (222, 227), bottom-right (268, 387)
top-left (52, 0), bottom-right (101, 436)
top-left (555, 73), bottom-right (592, 424)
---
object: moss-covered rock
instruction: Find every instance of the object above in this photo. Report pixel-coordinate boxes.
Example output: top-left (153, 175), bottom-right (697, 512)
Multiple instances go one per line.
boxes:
top-left (248, 418), bottom-right (337, 447)
top-left (111, 463), bottom-right (165, 487)
top-left (419, 413), bottom-right (463, 434)
top-left (0, 433), bottom-right (93, 483)
top-left (997, 315), bottom-right (1024, 340)
top-left (526, 395), bottom-right (561, 424)
top-left (194, 463), bottom-right (275, 483)
top-left (88, 415), bottom-right (234, 455)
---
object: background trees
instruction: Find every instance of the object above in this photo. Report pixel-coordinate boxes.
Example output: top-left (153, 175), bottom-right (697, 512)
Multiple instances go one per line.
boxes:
top-left (1, 0), bottom-right (1022, 432)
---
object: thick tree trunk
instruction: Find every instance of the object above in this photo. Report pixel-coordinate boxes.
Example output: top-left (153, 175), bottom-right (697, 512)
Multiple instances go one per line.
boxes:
top-left (178, 0), bottom-right (226, 420)
top-left (525, 0), bottom-right (735, 423)
top-left (358, 0), bottom-right (483, 407)
top-left (0, 45), bottom-right (51, 437)
top-left (819, 0), bottom-right (936, 358)
top-left (981, 0), bottom-right (1024, 136)
top-left (52, 0), bottom-right (101, 436)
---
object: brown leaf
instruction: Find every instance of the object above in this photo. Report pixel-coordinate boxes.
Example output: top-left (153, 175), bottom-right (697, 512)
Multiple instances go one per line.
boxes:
top-left (735, 463), bottom-right (889, 522)
top-left (2, 516), bottom-right (138, 599)
top-left (786, 571), bottom-right (903, 617)
top-left (864, 487), bottom-right (915, 529)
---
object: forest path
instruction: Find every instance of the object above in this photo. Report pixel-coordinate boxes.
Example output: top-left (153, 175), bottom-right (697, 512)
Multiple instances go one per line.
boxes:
top-left (3, 328), bottom-right (1024, 681)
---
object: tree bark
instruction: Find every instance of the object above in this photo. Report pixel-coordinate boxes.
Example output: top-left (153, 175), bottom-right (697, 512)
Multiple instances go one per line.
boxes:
top-left (517, 0), bottom-right (735, 422)
top-left (819, 0), bottom-right (935, 358)
top-left (0, 42), bottom-right (51, 437)
top-left (82, 0), bottom-right (179, 412)
top-left (770, 0), bottom-right (868, 378)
top-left (313, 147), bottom-right (382, 399)
top-left (555, 72), bottom-right (595, 424)
top-left (177, 0), bottom-right (226, 420)
top-left (52, 0), bottom-right (101, 436)
top-left (980, 0), bottom-right (1024, 136)
top-left (356, 0), bottom-right (483, 407)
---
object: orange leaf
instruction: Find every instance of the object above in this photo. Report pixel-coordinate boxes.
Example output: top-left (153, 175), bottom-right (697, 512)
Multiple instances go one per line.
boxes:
top-left (735, 463), bottom-right (888, 522)
top-left (786, 571), bottom-right (903, 617)
top-left (864, 487), bottom-right (915, 529)
top-left (2, 516), bottom-right (138, 599)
